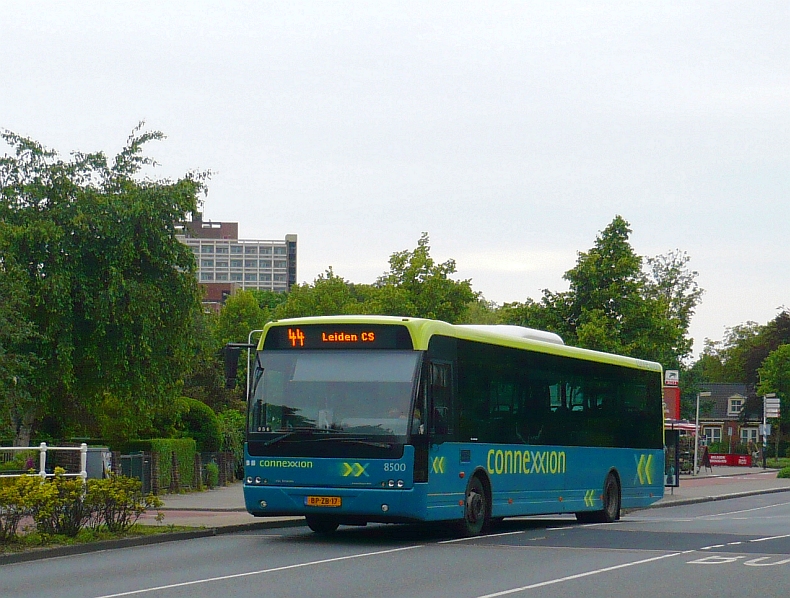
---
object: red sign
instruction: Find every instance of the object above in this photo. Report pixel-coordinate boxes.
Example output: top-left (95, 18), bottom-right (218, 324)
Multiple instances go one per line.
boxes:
top-left (709, 454), bottom-right (752, 467)
top-left (663, 387), bottom-right (681, 420)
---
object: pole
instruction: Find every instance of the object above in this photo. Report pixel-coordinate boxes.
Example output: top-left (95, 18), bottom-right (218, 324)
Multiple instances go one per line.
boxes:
top-left (245, 329), bottom-right (264, 401)
top-left (763, 395), bottom-right (768, 470)
top-left (694, 392), bottom-right (700, 476)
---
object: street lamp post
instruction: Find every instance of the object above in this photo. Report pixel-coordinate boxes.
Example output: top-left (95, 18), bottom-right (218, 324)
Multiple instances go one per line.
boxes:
top-left (694, 391), bottom-right (712, 476)
top-left (245, 329), bottom-right (264, 401)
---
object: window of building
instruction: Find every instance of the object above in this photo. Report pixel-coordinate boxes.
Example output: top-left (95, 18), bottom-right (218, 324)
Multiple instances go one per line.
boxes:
top-left (190, 246), bottom-right (200, 253)
top-left (216, 273), bottom-right (228, 281)
top-left (741, 428), bottom-right (758, 444)
top-left (230, 245), bottom-right (243, 254)
top-left (728, 397), bottom-right (744, 416)
top-left (230, 273), bottom-right (243, 281)
top-left (274, 246), bottom-right (286, 255)
top-left (201, 245), bottom-right (214, 253)
top-left (260, 273), bottom-right (272, 282)
top-left (215, 246), bottom-right (229, 254)
top-left (245, 246), bottom-right (258, 254)
top-left (245, 260), bottom-right (257, 268)
top-left (273, 273), bottom-right (286, 282)
top-left (215, 260), bottom-right (228, 269)
top-left (274, 260), bottom-right (287, 268)
top-left (244, 273), bottom-right (257, 281)
top-left (703, 427), bottom-right (721, 444)
top-left (260, 260), bottom-right (272, 268)
top-left (201, 259), bottom-right (213, 268)
top-left (230, 259), bottom-right (243, 268)
top-left (260, 247), bottom-right (272, 255)
top-left (200, 273), bottom-right (214, 281)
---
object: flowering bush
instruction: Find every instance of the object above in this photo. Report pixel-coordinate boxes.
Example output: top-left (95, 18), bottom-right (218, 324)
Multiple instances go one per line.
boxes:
top-left (86, 474), bottom-right (163, 532)
top-left (0, 471), bottom-right (163, 542)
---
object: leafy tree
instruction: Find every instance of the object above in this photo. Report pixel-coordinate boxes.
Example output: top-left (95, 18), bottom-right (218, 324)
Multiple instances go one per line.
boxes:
top-left (500, 216), bottom-right (700, 367)
top-left (215, 290), bottom-right (265, 345)
top-left (0, 125), bottom-right (205, 444)
top-left (697, 310), bottom-right (790, 384)
top-left (370, 233), bottom-right (477, 323)
top-left (757, 344), bottom-right (790, 432)
top-left (177, 396), bottom-right (222, 452)
top-left (273, 268), bottom-right (365, 319)
top-left (0, 269), bottom-right (40, 443)
top-left (249, 289), bottom-right (288, 322)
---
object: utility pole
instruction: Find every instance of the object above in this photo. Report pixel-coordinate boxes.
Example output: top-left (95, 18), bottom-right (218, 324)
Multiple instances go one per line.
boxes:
top-left (694, 391), bottom-right (711, 475)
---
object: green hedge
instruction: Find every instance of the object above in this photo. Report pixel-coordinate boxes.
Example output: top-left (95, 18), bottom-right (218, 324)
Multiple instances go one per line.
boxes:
top-left (152, 438), bottom-right (196, 491)
top-left (121, 438), bottom-right (197, 491)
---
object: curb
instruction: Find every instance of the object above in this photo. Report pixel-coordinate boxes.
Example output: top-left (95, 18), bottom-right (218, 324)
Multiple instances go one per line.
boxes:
top-left (647, 486), bottom-right (790, 509)
top-left (0, 518), bottom-right (306, 566)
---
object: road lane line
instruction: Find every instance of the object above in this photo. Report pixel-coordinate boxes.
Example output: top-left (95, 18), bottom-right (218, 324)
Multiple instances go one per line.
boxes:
top-left (91, 545), bottom-right (423, 598)
top-left (750, 533), bottom-right (790, 543)
top-left (473, 551), bottom-right (693, 598)
top-left (439, 530), bottom-right (526, 544)
top-left (697, 501), bottom-right (790, 518)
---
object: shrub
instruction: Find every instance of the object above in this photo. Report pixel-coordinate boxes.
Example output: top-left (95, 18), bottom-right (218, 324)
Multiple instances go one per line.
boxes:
top-left (179, 398), bottom-right (222, 452)
top-left (777, 466), bottom-right (790, 479)
top-left (0, 478), bottom-right (33, 541)
top-left (86, 474), bottom-right (163, 532)
top-left (205, 461), bottom-right (219, 489)
top-left (150, 438), bottom-right (197, 491)
top-left (33, 468), bottom-right (92, 537)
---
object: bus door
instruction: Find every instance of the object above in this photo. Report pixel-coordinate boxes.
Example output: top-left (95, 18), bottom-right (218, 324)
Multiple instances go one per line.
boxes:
top-left (412, 360), bottom-right (456, 484)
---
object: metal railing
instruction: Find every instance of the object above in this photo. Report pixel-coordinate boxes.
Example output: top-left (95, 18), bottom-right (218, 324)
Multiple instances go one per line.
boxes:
top-left (0, 442), bottom-right (88, 481)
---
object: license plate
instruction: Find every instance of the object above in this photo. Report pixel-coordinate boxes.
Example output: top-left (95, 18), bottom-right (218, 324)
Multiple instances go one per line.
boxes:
top-left (305, 496), bottom-right (342, 508)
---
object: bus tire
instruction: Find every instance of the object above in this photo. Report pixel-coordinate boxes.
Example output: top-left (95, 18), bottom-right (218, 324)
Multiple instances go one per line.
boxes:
top-left (457, 475), bottom-right (490, 537)
top-left (305, 515), bottom-right (340, 534)
top-left (576, 473), bottom-right (620, 524)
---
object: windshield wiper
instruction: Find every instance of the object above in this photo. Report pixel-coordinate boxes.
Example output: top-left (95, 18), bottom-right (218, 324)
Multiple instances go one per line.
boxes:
top-left (261, 428), bottom-right (313, 447)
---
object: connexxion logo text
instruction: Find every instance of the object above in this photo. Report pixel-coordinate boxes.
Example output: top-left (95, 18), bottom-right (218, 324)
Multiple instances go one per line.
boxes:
top-left (486, 449), bottom-right (566, 475)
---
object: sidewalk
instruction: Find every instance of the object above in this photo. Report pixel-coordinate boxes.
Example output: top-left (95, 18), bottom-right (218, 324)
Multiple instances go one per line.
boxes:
top-left (655, 465), bottom-right (790, 507)
top-left (143, 465), bottom-right (790, 529)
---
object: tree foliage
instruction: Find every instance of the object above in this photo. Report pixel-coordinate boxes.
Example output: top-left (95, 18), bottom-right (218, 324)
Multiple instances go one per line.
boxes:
top-left (0, 125), bottom-right (205, 444)
top-left (370, 233), bottom-right (476, 323)
top-left (500, 216), bottom-right (701, 367)
top-left (697, 310), bottom-right (790, 384)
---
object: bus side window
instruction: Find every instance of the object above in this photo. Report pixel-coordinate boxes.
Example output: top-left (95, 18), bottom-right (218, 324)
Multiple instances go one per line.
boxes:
top-left (430, 362), bottom-right (453, 437)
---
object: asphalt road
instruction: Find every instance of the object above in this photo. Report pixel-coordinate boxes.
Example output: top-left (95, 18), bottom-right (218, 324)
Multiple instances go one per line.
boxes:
top-left (3, 493), bottom-right (789, 598)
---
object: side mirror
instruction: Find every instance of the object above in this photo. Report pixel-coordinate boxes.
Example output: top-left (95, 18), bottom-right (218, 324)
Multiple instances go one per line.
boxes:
top-left (223, 345), bottom-right (241, 389)
top-left (222, 343), bottom-right (256, 389)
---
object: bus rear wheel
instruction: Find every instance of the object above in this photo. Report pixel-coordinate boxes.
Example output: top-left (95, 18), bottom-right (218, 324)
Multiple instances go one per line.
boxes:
top-left (305, 515), bottom-right (340, 534)
top-left (576, 473), bottom-right (621, 524)
top-left (457, 476), bottom-right (489, 537)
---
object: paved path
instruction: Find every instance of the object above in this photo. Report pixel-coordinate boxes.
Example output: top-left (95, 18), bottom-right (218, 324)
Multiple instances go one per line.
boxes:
top-left (142, 465), bottom-right (790, 529)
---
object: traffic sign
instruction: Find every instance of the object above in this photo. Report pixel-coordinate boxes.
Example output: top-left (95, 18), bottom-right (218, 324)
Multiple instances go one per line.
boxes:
top-left (765, 396), bottom-right (781, 418)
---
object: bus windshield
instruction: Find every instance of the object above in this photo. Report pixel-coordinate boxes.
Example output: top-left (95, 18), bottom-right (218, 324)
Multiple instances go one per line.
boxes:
top-left (249, 350), bottom-right (421, 438)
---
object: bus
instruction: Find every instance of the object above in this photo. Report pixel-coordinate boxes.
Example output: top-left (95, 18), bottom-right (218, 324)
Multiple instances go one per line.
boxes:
top-left (237, 315), bottom-right (665, 535)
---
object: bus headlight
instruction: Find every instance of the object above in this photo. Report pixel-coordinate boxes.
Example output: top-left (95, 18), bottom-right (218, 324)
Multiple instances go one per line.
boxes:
top-left (246, 477), bottom-right (253, 484)
top-left (387, 480), bottom-right (395, 488)
top-left (255, 477), bottom-right (261, 484)
top-left (397, 480), bottom-right (404, 488)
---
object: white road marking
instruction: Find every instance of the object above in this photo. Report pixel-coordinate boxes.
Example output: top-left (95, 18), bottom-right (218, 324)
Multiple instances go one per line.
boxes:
top-left (91, 545), bottom-right (423, 598)
top-left (473, 551), bottom-right (693, 598)
top-left (439, 530), bottom-right (527, 544)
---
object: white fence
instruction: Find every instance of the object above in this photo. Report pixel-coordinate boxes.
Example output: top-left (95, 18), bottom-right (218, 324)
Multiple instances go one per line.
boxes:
top-left (0, 443), bottom-right (88, 481)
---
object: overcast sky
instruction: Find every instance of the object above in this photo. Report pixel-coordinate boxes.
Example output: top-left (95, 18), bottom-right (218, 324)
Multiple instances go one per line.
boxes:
top-left (2, 2), bottom-right (788, 357)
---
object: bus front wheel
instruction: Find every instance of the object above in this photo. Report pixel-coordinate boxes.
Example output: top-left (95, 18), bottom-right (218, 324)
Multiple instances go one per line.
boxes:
top-left (457, 476), bottom-right (490, 537)
top-left (305, 515), bottom-right (340, 534)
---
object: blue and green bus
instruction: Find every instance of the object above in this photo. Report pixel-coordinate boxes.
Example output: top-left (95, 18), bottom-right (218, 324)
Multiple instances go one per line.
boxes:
top-left (239, 316), bottom-right (664, 535)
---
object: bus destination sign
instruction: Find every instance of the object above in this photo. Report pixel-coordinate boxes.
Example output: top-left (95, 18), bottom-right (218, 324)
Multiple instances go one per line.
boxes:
top-left (263, 324), bottom-right (413, 351)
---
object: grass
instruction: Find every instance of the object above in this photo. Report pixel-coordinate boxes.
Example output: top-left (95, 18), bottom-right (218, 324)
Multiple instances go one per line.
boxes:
top-left (766, 457), bottom-right (790, 469)
top-left (0, 523), bottom-right (200, 556)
